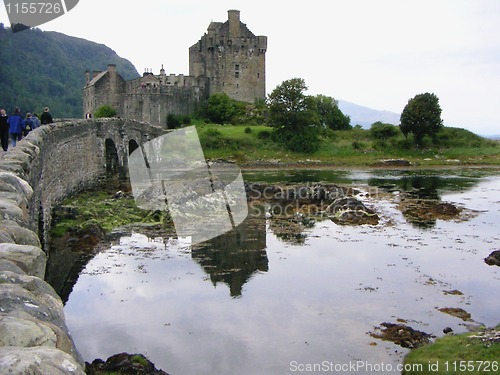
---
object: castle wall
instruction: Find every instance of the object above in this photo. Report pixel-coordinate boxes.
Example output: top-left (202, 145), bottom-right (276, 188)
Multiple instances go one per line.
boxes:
top-left (121, 74), bottom-right (209, 127)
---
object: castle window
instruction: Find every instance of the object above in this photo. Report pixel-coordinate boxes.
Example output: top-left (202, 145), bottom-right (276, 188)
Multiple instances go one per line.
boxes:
top-left (235, 71), bottom-right (239, 78)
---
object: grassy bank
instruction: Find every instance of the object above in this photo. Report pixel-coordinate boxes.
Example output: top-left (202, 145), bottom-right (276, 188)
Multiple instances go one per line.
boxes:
top-left (402, 326), bottom-right (500, 375)
top-left (194, 122), bottom-right (500, 167)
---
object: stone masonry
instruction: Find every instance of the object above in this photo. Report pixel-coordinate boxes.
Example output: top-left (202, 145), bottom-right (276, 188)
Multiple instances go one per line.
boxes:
top-left (0, 119), bottom-right (163, 373)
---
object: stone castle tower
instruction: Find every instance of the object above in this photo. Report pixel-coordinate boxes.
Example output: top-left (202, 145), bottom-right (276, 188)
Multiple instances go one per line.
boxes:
top-left (82, 10), bottom-right (267, 127)
top-left (189, 9), bottom-right (267, 103)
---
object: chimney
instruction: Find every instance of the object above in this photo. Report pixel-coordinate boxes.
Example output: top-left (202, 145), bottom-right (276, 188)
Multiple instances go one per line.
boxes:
top-left (228, 9), bottom-right (240, 38)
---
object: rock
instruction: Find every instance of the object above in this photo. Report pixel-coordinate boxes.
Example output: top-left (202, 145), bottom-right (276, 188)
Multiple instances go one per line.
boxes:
top-left (85, 353), bottom-right (169, 375)
top-left (327, 198), bottom-right (379, 225)
top-left (437, 307), bottom-right (472, 321)
top-left (0, 172), bottom-right (33, 201)
top-left (0, 279), bottom-right (66, 327)
top-left (443, 327), bottom-right (453, 334)
top-left (0, 315), bottom-right (57, 348)
top-left (399, 199), bottom-right (462, 227)
top-left (370, 322), bottom-right (434, 348)
top-left (0, 347), bottom-right (85, 375)
top-left (0, 198), bottom-right (26, 223)
top-left (0, 259), bottom-right (26, 275)
top-left (0, 220), bottom-right (41, 247)
top-left (485, 250), bottom-right (500, 266)
top-left (0, 243), bottom-right (46, 277)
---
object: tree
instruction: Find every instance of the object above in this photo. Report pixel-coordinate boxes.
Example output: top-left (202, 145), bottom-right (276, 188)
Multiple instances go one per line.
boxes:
top-left (94, 105), bottom-right (117, 118)
top-left (313, 95), bottom-right (351, 130)
top-left (267, 78), bottom-right (320, 153)
top-left (400, 93), bottom-right (443, 147)
top-left (205, 93), bottom-right (236, 124)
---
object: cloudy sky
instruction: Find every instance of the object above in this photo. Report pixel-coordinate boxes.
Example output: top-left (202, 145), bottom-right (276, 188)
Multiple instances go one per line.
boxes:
top-left (2, 0), bottom-right (499, 135)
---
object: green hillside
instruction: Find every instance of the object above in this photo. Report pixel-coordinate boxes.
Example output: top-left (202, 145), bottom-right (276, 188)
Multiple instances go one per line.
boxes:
top-left (0, 24), bottom-right (139, 118)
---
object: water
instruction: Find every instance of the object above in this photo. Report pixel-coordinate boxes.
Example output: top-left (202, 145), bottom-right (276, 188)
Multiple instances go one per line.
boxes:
top-left (62, 169), bottom-right (500, 374)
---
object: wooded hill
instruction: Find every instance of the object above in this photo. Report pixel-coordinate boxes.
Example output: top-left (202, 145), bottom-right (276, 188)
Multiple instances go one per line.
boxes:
top-left (0, 24), bottom-right (139, 118)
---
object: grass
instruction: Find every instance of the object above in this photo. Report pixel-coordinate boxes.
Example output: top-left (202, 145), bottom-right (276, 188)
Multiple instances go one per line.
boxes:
top-left (193, 123), bottom-right (500, 167)
top-left (402, 327), bottom-right (500, 374)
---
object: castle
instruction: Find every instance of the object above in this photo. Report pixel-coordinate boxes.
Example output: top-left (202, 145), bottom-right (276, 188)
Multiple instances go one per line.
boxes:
top-left (82, 10), bottom-right (267, 127)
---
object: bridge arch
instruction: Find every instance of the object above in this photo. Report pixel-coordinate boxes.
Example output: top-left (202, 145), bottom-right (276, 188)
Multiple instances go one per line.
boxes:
top-left (105, 138), bottom-right (119, 174)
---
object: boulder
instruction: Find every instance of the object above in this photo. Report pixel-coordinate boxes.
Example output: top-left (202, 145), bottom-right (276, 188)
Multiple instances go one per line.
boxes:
top-left (0, 244), bottom-right (46, 277)
top-left (0, 347), bottom-right (85, 375)
top-left (0, 221), bottom-right (40, 247)
top-left (327, 198), bottom-right (380, 225)
top-left (86, 353), bottom-right (169, 375)
top-left (485, 250), bottom-right (500, 266)
top-left (0, 315), bottom-right (57, 348)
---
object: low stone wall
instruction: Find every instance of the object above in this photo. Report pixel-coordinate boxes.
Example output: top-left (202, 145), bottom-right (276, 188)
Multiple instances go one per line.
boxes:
top-left (0, 119), bottom-right (162, 374)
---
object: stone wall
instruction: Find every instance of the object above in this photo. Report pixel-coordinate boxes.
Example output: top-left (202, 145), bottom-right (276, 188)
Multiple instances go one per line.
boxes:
top-left (0, 119), bottom-right (163, 373)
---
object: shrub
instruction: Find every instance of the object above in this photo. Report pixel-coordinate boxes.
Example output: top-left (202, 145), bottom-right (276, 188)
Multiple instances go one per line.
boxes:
top-left (352, 141), bottom-right (367, 150)
top-left (94, 105), bottom-right (117, 118)
top-left (167, 113), bottom-right (182, 129)
top-left (244, 127), bottom-right (252, 134)
top-left (273, 127), bottom-right (320, 153)
top-left (257, 130), bottom-right (272, 139)
top-left (369, 121), bottom-right (400, 140)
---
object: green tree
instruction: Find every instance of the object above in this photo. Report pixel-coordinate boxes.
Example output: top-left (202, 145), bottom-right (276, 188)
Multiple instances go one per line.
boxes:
top-left (267, 78), bottom-right (320, 153)
top-left (206, 93), bottom-right (236, 124)
top-left (400, 93), bottom-right (443, 147)
top-left (94, 105), bottom-right (117, 118)
top-left (313, 95), bottom-right (351, 130)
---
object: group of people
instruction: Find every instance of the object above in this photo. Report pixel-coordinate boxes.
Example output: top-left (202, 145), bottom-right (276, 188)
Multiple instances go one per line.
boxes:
top-left (0, 107), bottom-right (53, 152)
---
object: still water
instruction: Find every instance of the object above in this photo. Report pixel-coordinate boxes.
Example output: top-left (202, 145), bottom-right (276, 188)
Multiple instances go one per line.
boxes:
top-left (63, 169), bottom-right (500, 374)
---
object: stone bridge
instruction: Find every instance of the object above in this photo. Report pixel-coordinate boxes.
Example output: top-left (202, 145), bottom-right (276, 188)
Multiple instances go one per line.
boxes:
top-left (0, 118), bottom-right (164, 373)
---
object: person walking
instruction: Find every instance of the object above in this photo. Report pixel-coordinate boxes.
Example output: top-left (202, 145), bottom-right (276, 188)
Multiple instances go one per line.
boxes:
top-left (7, 107), bottom-right (24, 147)
top-left (32, 113), bottom-right (41, 128)
top-left (0, 108), bottom-right (9, 151)
top-left (40, 106), bottom-right (53, 125)
top-left (24, 112), bottom-right (36, 136)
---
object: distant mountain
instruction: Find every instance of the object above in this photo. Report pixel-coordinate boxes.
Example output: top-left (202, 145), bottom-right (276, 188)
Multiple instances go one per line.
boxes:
top-left (0, 24), bottom-right (139, 118)
top-left (338, 100), bottom-right (401, 128)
